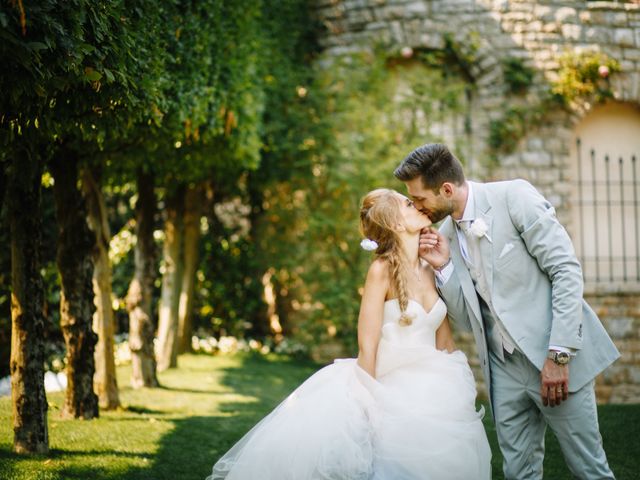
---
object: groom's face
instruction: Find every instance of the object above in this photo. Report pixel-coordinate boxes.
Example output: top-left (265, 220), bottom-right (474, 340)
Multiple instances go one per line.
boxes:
top-left (404, 177), bottom-right (454, 224)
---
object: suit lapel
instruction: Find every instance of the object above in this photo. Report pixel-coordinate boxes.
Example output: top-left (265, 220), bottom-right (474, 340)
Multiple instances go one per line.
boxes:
top-left (472, 183), bottom-right (495, 292)
top-left (444, 221), bottom-right (483, 325)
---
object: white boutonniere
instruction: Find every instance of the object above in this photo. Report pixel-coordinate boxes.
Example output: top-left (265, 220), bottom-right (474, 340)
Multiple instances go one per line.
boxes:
top-left (469, 218), bottom-right (492, 242)
top-left (360, 238), bottom-right (378, 251)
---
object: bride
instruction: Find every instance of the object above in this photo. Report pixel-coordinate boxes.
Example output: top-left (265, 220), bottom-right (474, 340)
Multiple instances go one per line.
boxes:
top-left (206, 189), bottom-right (491, 480)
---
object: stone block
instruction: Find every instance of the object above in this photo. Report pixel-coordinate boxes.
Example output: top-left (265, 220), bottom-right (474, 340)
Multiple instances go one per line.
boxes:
top-left (620, 59), bottom-right (636, 72)
top-left (609, 384), bottom-right (640, 404)
top-left (561, 23), bottom-right (582, 41)
top-left (389, 20), bottom-right (404, 43)
top-left (579, 11), bottom-right (592, 25)
top-left (319, 5), bottom-right (345, 20)
top-left (365, 18), bottom-right (389, 30)
top-left (614, 28), bottom-right (636, 48)
top-left (501, 154), bottom-right (520, 167)
top-left (588, 10), bottom-right (628, 27)
top-left (538, 169), bottom-right (562, 186)
top-left (601, 364), bottom-right (629, 384)
top-left (527, 20), bottom-right (544, 33)
top-left (555, 7), bottom-right (578, 24)
top-left (436, 0), bottom-right (481, 15)
top-left (623, 47), bottom-right (640, 62)
top-left (595, 384), bottom-right (613, 404)
top-left (543, 22), bottom-right (561, 34)
top-left (533, 5), bottom-right (553, 22)
top-left (418, 32), bottom-right (445, 49)
top-left (508, 2), bottom-right (533, 13)
top-left (586, 27), bottom-right (614, 45)
top-left (377, 5), bottom-right (407, 20)
top-left (608, 317), bottom-right (635, 339)
top-left (547, 193), bottom-right (562, 207)
top-left (621, 349), bottom-right (634, 364)
top-left (403, 18), bottom-right (423, 43)
top-left (522, 151), bottom-right (552, 167)
top-left (405, 1), bottom-right (429, 16)
top-left (343, 0), bottom-right (371, 9)
top-left (503, 11), bottom-right (534, 23)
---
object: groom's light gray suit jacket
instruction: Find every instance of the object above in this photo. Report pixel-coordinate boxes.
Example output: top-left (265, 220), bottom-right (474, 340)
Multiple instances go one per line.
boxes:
top-left (438, 180), bottom-right (619, 399)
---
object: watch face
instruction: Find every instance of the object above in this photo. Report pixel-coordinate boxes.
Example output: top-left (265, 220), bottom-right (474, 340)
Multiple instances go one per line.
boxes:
top-left (557, 352), bottom-right (570, 364)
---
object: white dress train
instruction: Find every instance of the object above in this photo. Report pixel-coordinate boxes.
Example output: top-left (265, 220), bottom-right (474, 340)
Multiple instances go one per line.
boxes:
top-left (207, 298), bottom-right (491, 480)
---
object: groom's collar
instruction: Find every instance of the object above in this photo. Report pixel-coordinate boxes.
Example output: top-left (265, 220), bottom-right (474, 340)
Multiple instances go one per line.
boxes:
top-left (470, 181), bottom-right (492, 215)
top-left (456, 181), bottom-right (475, 225)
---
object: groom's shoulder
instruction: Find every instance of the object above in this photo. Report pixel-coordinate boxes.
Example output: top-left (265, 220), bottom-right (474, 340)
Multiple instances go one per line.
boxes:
top-left (479, 178), bottom-right (538, 200)
top-left (479, 178), bottom-right (531, 191)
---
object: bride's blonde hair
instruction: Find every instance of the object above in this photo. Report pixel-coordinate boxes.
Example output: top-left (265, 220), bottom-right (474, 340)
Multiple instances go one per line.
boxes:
top-left (360, 189), bottom-right (414, 326)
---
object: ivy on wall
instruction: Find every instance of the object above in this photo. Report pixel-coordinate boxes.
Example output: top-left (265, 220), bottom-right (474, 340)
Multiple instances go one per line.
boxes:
top-left (489, 50), bottom-right (620, 157)
top-left (551, 51), bottom-right (621, 106)
top-left (503, 57), bottom-right (535, 95)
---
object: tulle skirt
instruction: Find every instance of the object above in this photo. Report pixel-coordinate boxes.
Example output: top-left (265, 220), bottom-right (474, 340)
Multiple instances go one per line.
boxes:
top-left (207, 346), bottom-right (491, 480)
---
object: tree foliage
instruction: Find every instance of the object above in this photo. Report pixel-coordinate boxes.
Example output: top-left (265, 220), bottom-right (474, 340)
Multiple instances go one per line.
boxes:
top-left (253, 50), bottom-right (472, 358)
top-left (0, 0), bottom-right (480, 388)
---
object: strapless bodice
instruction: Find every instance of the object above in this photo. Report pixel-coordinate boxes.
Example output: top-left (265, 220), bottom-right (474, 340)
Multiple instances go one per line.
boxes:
top-left (381, 298), bottom-right (447, 348)
top-left (209, 294), bottom-right (491, 480)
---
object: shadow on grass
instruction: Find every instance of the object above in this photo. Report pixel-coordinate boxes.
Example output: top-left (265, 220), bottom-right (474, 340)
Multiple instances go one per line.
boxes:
top-left (123, 405), bottom-right (166, 415)
top-left (4, 353), bottom-right (636, 480)
top-left (120, 353), bottom-right (320, 480)
top-left (155, 386), bottom-right (228, 395)
top-left (0, 354), bottom-right (320, 480)
top-left (122, 353), bottom-right (639, 480)
top-left (0, 448), bottom-right (146, 480)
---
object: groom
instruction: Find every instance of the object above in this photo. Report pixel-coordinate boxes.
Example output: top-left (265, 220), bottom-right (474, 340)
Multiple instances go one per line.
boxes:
top-left (394, 143), bottom-right (619, 479)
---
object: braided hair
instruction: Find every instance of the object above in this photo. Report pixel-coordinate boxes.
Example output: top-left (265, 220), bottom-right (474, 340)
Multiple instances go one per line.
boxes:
top-left (360, 189), bottom-right (415, 326)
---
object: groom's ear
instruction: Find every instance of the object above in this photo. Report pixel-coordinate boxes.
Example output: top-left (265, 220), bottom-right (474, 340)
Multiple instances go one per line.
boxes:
top-left (440, 182), bottom-right (454, 197)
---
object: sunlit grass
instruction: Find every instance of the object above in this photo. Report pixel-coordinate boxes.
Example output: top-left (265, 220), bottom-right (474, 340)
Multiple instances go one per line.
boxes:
top-left (0, 353), bottom-right (318, 480)
top-left (0, 353), bottom-right (638, 479)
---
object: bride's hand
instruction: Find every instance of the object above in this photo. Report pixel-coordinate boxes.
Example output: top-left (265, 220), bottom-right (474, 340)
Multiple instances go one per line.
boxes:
top-left (419, 227), bottom-right (450, 269)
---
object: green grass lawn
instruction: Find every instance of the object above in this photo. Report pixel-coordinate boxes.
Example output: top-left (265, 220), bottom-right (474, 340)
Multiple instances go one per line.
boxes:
top-left (0, 353), bottom-right (638, 479)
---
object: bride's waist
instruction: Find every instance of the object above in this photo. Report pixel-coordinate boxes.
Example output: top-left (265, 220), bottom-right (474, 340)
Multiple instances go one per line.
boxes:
top-left (375, 341), bottom-right (470, 367)
top-left (378, 337), bottom-right (437, 350)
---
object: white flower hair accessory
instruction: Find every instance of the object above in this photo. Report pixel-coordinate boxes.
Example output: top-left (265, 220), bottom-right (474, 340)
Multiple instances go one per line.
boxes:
top-left (360, 238), bottom-right (379, 251)
top-left (468, 218), bottom-right (492, 242)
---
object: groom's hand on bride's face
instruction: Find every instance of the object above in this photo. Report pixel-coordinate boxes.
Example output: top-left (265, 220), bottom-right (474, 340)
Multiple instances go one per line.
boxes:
top-left (419, 228), bottom-right (450, 267)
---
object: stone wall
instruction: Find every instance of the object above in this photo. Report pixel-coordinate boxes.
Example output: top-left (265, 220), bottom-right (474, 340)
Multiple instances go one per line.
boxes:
top-left (589, 292), bottom-right (640, 403)
top-left (314, 0), bottom-right (640, 403)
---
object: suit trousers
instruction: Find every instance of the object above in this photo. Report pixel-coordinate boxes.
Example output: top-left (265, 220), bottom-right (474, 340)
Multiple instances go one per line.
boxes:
top-left (489, 349), bottom-right (615, 479)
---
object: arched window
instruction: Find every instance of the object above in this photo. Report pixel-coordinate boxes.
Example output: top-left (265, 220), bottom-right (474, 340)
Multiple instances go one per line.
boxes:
top-left (571, 102), bottom-right (640, 286)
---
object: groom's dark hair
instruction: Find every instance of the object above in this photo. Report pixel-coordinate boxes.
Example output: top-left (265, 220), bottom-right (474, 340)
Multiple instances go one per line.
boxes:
top-left (394, 143), bottom-right (465, 192)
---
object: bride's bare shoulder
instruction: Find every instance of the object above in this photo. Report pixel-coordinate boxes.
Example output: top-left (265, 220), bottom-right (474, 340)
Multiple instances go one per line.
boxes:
top-left (366, 258), bottom-right (391, 283)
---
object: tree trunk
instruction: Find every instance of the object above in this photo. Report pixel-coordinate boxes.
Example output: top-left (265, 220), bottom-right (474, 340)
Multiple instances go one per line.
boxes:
top-left (8, 148), bottom-right (49, 454)
top-left (177, 184), bottom-right (204, 354)
top-left (127, 169), bottom-right (159, 388)
top-left (51, 148), bottom-right (99, 420)
top-left (0, 157), bottom-right (7, 214)
top-left (82, 167), bottom-right (120, 410)
top-left (156, 185), bottom-right (185, 371)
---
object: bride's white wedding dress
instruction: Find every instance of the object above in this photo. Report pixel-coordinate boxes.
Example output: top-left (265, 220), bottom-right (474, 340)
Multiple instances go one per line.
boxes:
top-left (207, 298), bottom-right (491, 480)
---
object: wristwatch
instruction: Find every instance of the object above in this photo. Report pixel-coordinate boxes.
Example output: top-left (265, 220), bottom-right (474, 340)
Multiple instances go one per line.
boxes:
top-left (548, 350), bottom-right (570, 365)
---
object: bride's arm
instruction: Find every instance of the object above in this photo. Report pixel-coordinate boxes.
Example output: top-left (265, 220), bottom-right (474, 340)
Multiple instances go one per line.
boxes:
top-left (425, 265), bottom-right (456, 353)
top-left (356, 259), bottom-right (389, 379)
top-left (436, 316), bottom-right (456, 353)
